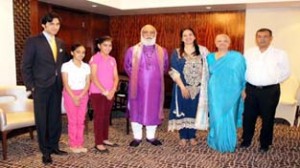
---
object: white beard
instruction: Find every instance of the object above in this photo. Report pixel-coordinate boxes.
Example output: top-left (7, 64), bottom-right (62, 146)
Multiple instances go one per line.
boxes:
top-left (141, 37), bottom-right (156, 46)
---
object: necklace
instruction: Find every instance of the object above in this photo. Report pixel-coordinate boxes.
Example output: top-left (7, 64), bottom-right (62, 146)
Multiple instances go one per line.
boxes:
top-left (144, 47), bottom-right (156, 70)
top-left (184, 45), bottom-right (195, 55)
top-left (184, 52), bottom-right (196, 60)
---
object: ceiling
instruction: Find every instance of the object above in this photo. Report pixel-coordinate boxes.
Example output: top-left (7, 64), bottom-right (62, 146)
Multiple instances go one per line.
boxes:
top-left (38, 0), bottom-right (300, 16)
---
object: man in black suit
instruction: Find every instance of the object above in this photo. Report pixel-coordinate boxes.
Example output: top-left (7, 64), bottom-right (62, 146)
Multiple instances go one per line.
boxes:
top-left (22, 12), bottom-right (68, 165)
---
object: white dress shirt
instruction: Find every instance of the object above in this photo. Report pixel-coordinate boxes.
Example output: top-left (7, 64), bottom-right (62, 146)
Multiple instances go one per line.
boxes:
top-left (245, 46), bottom-right (290, 86)
top-left (43, 31), bottom-right (54, 44)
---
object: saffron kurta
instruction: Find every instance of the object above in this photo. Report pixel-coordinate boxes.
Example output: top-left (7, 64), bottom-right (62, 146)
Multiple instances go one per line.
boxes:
top-left (124, 45), bottom-right (169, 125)
top-left (207, 50), bottom-right (246, 153)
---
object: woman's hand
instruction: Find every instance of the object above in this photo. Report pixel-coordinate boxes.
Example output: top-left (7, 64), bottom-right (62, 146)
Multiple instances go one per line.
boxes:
top-left (180, 86), bottom-right (190, 99)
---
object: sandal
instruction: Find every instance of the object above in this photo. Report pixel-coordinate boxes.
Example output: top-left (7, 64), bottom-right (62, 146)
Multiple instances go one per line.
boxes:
top-left (190, 138), bottom-right (198, 146)
top-left (179, 139), bottom-right (187, 147)
top-left (94, 145), bottom-right (109, 153)
top-left (103, 140), bottom-right (119, 147)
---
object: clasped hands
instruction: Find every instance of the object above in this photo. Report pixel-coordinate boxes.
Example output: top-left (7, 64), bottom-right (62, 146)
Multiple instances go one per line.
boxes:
top-left (72, 95), bottom-right (83, 106)
top-left (103, 89), bottom-right (115, 100)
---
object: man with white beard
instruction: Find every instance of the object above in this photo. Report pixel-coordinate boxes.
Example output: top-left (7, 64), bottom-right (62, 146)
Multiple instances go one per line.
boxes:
top-left (124, 24), bottom-right (169, 147)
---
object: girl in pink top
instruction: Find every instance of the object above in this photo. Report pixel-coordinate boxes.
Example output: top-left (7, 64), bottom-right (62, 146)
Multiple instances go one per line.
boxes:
top-left (89, 36), bottom-right (119, 153)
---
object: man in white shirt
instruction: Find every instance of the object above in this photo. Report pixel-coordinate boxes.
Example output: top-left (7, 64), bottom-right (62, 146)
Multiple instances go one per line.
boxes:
top-left (241, 28), bottom-right (290, 152)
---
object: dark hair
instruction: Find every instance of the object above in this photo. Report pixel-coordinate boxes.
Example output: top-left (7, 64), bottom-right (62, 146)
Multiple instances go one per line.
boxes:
top-left (256, 28), bottom-right (272, 37)
top-left (94, 36), bottom-right (113, 53)
top-left (41, 12), bottom-right (62, 25)
top-left (71, 43), bottom-right (85, 52)
top-left (179, 28), bottom-right (200, 57)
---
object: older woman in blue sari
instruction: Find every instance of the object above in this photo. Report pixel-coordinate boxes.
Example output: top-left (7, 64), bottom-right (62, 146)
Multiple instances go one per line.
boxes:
top-left (207, 34), bottom-right (246, 153)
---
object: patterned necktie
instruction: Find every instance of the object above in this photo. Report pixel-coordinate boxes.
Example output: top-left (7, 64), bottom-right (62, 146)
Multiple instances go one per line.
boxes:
top-left (50, 37), bottom-right (57, 62)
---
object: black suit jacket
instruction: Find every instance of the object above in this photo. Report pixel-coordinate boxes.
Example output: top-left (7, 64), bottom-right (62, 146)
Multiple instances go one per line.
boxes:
top-left (22, 33), bottom-right (68, 91)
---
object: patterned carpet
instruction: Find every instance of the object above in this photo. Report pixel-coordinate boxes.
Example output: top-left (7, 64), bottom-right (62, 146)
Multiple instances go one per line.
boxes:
top-left (0, 110), bottom-right (299, 168)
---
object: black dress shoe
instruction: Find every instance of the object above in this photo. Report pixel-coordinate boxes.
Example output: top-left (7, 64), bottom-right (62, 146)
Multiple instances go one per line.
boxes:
top-left (240, 141), bottom-right (251, 148)
top-left (42, 154), bottom-right (52, 165)
top-left (52, 149), bottom-right (68, 155)
top-left (146, 139), bottom-right (162, 146)
top-left (129, 139), bottom-right (142, 147)
top-left (259, 146), bottom-right (269, 153)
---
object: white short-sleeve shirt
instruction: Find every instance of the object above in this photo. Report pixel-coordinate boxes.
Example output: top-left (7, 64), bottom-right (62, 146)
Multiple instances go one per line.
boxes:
top-left (61, 60), bottom-right (91, 90)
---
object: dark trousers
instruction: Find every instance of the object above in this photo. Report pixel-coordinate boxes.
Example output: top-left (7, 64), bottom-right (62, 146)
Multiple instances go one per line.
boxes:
top-left (242, 83), bottom-right (280, 147)
top-left (179, 128), bottom-right (196, 140)
top-left (90, 94), bottom-right (113, 145)
top-left (33, 81), bottom-right (62, 155)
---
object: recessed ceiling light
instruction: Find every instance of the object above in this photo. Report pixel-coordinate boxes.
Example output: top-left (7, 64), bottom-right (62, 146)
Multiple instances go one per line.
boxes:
top-left (92, 4), bottom-right (97, 8)
top-left (206, 6), bottom-right (212, 10)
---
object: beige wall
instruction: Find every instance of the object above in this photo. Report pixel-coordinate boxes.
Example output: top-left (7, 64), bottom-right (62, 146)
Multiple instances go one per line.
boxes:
top-left (0, 0), bottom-right (16, 85)
top-left (245, 7), bottom-right (300, 81)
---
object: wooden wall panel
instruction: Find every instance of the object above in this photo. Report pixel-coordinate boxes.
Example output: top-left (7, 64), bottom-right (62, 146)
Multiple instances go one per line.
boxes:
top-left (15, 1), bottom-right (109, 84)
top-left (29, 0), bottom-right (39, 35)
top-left (51, 6), bottom-right (109, 62)
top-left (28, 2), bottom-right (110, 63)
top-left (30, 1), bottom-right (51, 35)
top-left (14, 0), bottom-right (31, 85)
top-left (52, 7), bottom-right (90, 60)
top-left (109, 11), bottom-right (245, 73)
top-left (89, 14), bottom-right (110, 55)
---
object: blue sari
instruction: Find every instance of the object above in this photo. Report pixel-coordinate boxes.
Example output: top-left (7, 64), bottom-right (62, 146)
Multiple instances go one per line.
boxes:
top-left (207, 50), bottom-right (246, 153)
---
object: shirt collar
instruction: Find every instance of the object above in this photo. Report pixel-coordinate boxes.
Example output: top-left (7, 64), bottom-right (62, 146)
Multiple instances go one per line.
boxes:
top-left (256, 45), bottom-right (273, 53)
top-left (42, 31), bottom-right (55, 42)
